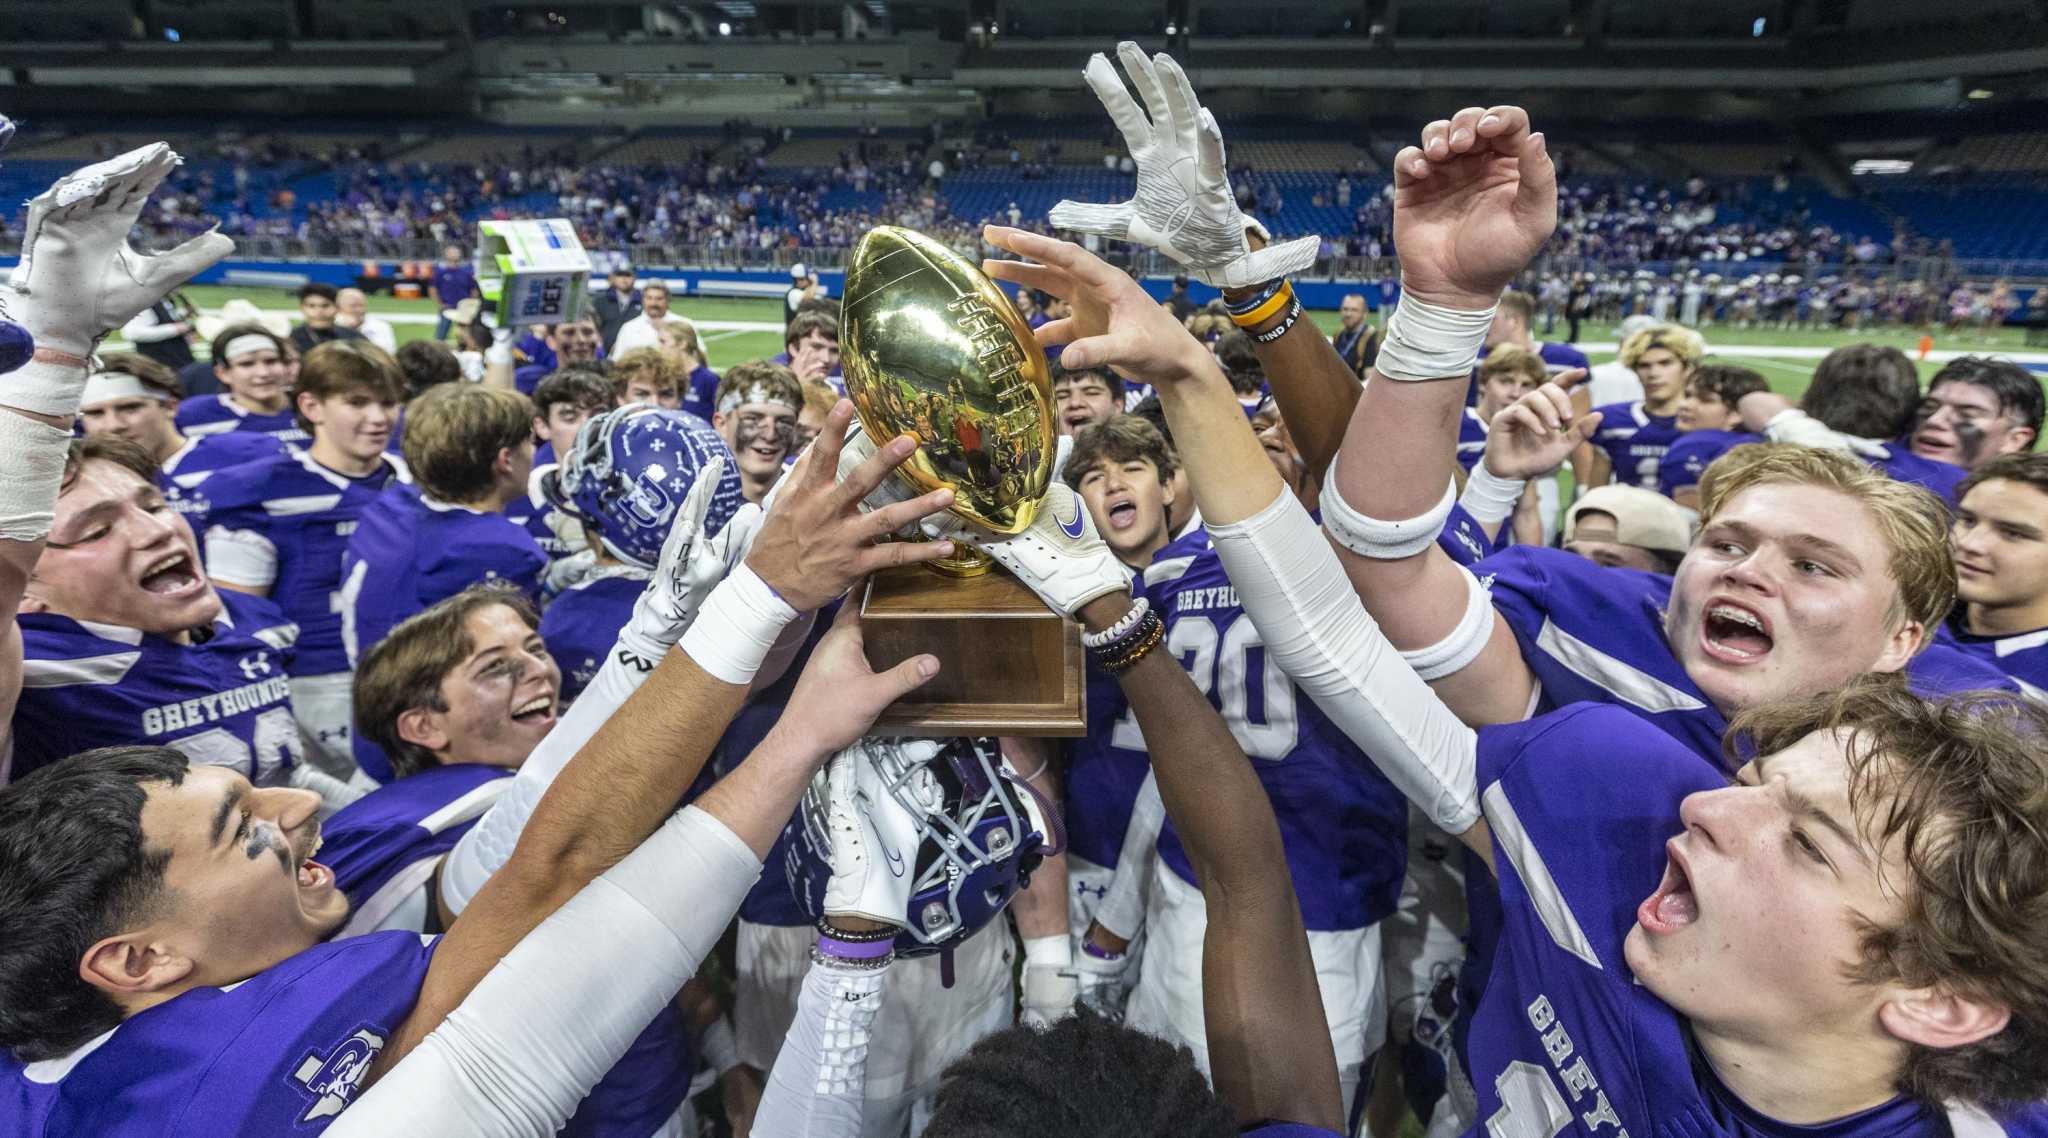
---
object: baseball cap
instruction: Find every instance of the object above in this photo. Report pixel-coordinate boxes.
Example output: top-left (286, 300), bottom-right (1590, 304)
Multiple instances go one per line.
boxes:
top-left (608, 261), bottom-right (635, 276)
top-left (790, 263), bottom-right (809, 280)
top-left (1564, 485), bottom-right (1693, 559)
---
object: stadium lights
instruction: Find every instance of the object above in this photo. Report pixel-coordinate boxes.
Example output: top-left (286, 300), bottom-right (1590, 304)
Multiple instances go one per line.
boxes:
top-left (718, 20), bottom-right (732, 34)
top-left (1968, 88), bottom-right (1994, 99)
top-left (1851, 158), bottom-right (1913, 175)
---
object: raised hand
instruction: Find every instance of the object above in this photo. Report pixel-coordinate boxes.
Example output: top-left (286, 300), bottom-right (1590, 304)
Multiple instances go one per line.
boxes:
top-left (1046, 43), bottom-right (1318, 289)
top-left (1391, 106), bottom-right (1557, 311)
top-left (1482, 369), bottom-right (1601, 480)
top-left (2, 144), bottom-right (233, 401)
top-left (744, 400), bottom-right (960, 612)
top-left (811, 735), bottom-right (933, 929)
top-left (982, 225), bottom-right (1215, 389)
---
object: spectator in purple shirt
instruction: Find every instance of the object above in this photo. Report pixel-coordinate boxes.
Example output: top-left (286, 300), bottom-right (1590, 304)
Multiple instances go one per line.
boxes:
top-left (431, 245), bottom-right (479, 340)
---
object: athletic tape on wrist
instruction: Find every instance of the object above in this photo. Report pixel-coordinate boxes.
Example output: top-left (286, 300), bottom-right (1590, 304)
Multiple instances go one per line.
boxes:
top-left (1457, 463), bottom-right (1526, 527)
top-left (1023, 934), bottom-right (1072, 969)
top-left (678, 562), bottom-right (798, 685)
top-left (0, 412), bottom-right (75, 542)
top-left (1375, 293), bottom-right (1498, 383)
top-left (1399, 565), bottom-right (1498, 681)
top-left (1320, 452), bottom-right (1457, 561)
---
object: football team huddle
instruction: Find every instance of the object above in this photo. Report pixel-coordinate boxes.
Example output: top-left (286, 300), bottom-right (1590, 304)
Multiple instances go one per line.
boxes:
top-left (2, 43), bottom-right (2047, 1138)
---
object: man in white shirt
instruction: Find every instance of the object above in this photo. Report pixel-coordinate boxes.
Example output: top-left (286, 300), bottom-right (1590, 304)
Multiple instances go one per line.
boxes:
top-left (610, 280), bottom-right (676, 356)
top-left (336, 288), bottom-right (398, 355)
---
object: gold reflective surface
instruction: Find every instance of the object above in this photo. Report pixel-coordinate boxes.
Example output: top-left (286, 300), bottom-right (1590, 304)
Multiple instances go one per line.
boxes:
top-left (841, 226), bottom-right (1056, 535)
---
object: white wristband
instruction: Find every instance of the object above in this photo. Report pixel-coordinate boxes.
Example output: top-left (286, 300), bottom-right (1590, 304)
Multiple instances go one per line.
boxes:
top-left (1321, 452), bottom-right (1456, 561)
top-left (1458, 463), bottom-right (1526, 527)
top-left (1023, 934), bottom-right (1072, 970)
top-left (678, 562), bottom-right (799, 685)
top-left (1376, 293), bottom-right (1498, 383)
top-left (0, 411), bottom-right (74, 542)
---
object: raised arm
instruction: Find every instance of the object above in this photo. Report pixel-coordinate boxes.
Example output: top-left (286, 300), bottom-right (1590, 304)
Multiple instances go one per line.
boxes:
top-left (330, 599), bottom-right (935, 1138)
top-left (1046, 43), bottom-right (1359, 477)
top-left (980, 228), bottom-right (1495, 869)
top-left (376, 404), bottom-right (959, 1075)
top-left (0, 144), bottom-right (231, 774)
top-left (1003, 106), bottom-right (1562, 727)
top-left (952, 485), bottom-right (1343, 1130)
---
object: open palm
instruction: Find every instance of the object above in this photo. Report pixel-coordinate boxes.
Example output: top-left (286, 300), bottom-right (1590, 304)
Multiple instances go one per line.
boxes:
top-left (1391, 106), bottom-right (1558, 310)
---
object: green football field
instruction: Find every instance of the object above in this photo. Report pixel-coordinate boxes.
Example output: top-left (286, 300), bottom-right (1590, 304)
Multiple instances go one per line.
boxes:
top-left (171, 283), bottom-right (2048, 397)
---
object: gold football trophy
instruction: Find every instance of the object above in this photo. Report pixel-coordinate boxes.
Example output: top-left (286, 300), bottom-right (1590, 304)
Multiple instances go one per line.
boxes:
top-left (840, 226), bottom-right (1085, 736)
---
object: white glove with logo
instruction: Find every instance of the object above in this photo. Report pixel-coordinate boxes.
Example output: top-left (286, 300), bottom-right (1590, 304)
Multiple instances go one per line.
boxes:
top-left (819, 737), bottom-right (938, 929)
top-left (1, 143), bottom-right (234, 415)
top-left (1048, 43), bottom-right (1319, 290)
top-left (1020, 936), bottom-right (1080, 1028)
top-left (616, 457), bottom-right (734, 666)
top-left (935, 482), bottom-right (1132, 619)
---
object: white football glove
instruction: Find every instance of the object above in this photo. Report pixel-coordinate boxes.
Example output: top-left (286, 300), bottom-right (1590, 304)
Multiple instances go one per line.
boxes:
top-left (1, 144), bottom-right (234, 415)
top-left (1047, 43), bottom-right (1319, 290)
top-left (1020, 937), bottom-right (1080, 1029)
top-left (616, 458), bottom-right (735, 666)
top-left (1762, 408), bottom-right (1893, 461)
top-left (1072, 940), bottom-right (1136, 1020)
top-left (819, 737), bottom-right (938, 929)
top-left (934, 481), bottom-right (1132, 619)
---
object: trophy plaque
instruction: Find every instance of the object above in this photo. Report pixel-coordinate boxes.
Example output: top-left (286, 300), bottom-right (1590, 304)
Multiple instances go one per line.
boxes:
top-left (840, 226), bottom-right (1086, 737)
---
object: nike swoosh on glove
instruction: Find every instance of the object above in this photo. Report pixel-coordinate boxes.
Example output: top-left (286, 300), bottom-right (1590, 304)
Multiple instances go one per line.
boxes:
top-left (818, 738), bottom-right (939, 929)
top-left (939, 482), bottom-right (1133, 619)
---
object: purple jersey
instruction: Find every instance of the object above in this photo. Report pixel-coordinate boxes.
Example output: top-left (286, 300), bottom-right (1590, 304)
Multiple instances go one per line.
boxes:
top-left (1062, 659), bottom-right (1149, 872)
top-left (1935, 615), bottom-right (2048, 701)
top-left (175, 393), bottom-right (310, 448)
top-left (1, 931), bottom-right (438, 1136)
top-left (1466, 703), bottom-right (1949, 1138)
top-left (202, 451), bottom-right (409, 677)
top-left (1656, 430), bottom-right (1761, 499)
top-left (538, 570), bottom-right (642, 704)
top-left (12, 590), bottom-right (300, 785)
top-left (159, 432), bottom-right (289, 523)
top-left (507, 461), bottom-right (577, 563)
top-left (339, 482), bottom-right (546, 667)
top-left (1145, 526), bottom-right (1408, 930)
top-left (322, 762), bottom-right (512, 924)
top-left (1872, 443), bottom-right (1967, 505)
top-left (682, 364), bottom-right (721, 423)
top-left (1439, 501), bottom-right (1512, 567)
top-left (1478, 546), bottom-right (2016, 766)
top-left (1456, 407), bottom-right (1489, 473)
top-left (1589, 401), bottom-right (1681, 492)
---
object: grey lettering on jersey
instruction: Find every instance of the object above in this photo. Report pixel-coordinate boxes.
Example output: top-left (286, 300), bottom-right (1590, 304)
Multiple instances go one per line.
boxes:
top-left (1483, 781), bottom-right (1601, 970)
top-left (1533, 619), bottom-right (1706, 716)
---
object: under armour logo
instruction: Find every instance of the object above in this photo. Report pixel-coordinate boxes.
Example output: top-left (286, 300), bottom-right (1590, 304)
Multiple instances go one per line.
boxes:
top-left (1074, 881), bottom-right (1108, 900)
top-left (317, 726), bottom-right (349, 743)
top-left (238, 653), bottom-right (272, 680)
top-left (291, 1027), bottom-right (386, 1122)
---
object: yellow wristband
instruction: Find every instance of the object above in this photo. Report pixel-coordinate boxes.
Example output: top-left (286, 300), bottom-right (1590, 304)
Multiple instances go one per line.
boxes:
top-left (1229, 281), bottom-right (1295, 329)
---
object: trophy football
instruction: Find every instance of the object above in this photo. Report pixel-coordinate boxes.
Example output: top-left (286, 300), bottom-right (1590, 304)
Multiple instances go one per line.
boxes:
top-left (840, 226), bottom-right (1086, 737)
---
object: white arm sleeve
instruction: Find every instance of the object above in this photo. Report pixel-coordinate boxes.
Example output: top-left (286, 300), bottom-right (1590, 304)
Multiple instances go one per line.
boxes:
top-left (1090, 770), bottom-right (1162, 941)
top-left (327, 806), bottom-right (762, 1138)
top-left (121, 307), bottom-right (184, 343)
top-left (1205, 490), bottom-right (1483, 834)
top-left (751, 955), bottom-right (887, 1138)
top-left (203, 525), bottom-right (280, 589)
top-left (437, 647), bottom-right (656, 914)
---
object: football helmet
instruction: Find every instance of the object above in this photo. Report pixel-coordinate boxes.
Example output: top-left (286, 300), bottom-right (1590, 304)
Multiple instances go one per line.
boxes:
top-left (542, 405), bottom-right (743, 570)
top-left (789, 736), bottom-right (1061, 957)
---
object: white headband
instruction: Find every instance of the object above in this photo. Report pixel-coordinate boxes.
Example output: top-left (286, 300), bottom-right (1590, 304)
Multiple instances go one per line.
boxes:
top-left (221, 333), bottom-right (281, 362)
top-left (718, 382), bottom-right (801, 416)
top-left (80, 372), bottom-right (170, 408)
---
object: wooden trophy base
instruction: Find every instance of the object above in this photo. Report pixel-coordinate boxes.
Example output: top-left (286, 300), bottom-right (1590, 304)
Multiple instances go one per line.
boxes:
top-left (859, 562), bottom-right (1086, 736)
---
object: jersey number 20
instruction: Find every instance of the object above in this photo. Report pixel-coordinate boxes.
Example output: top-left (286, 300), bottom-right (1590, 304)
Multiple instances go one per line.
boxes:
top-left (1112, 614), bottom-right (1299, 759)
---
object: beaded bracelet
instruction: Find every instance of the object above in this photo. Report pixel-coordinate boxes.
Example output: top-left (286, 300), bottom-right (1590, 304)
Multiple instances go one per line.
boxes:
top-left (1079, 596), bottom-right (1150, 649)
top-left (817, 919), bottom-right (896, 944)
top-left (1091, 609), bottom-right (1165, 675)
top-left (1251, 299), bottom-right (1305, 344)
top-left (812, 943), bottom-right (895, 972)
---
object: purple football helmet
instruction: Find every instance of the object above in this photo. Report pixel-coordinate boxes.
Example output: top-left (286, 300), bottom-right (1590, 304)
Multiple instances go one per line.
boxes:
top-left (789, 736), bottom-right (1061, 957)
top-left (543, 405), bottom-right (743, 570)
